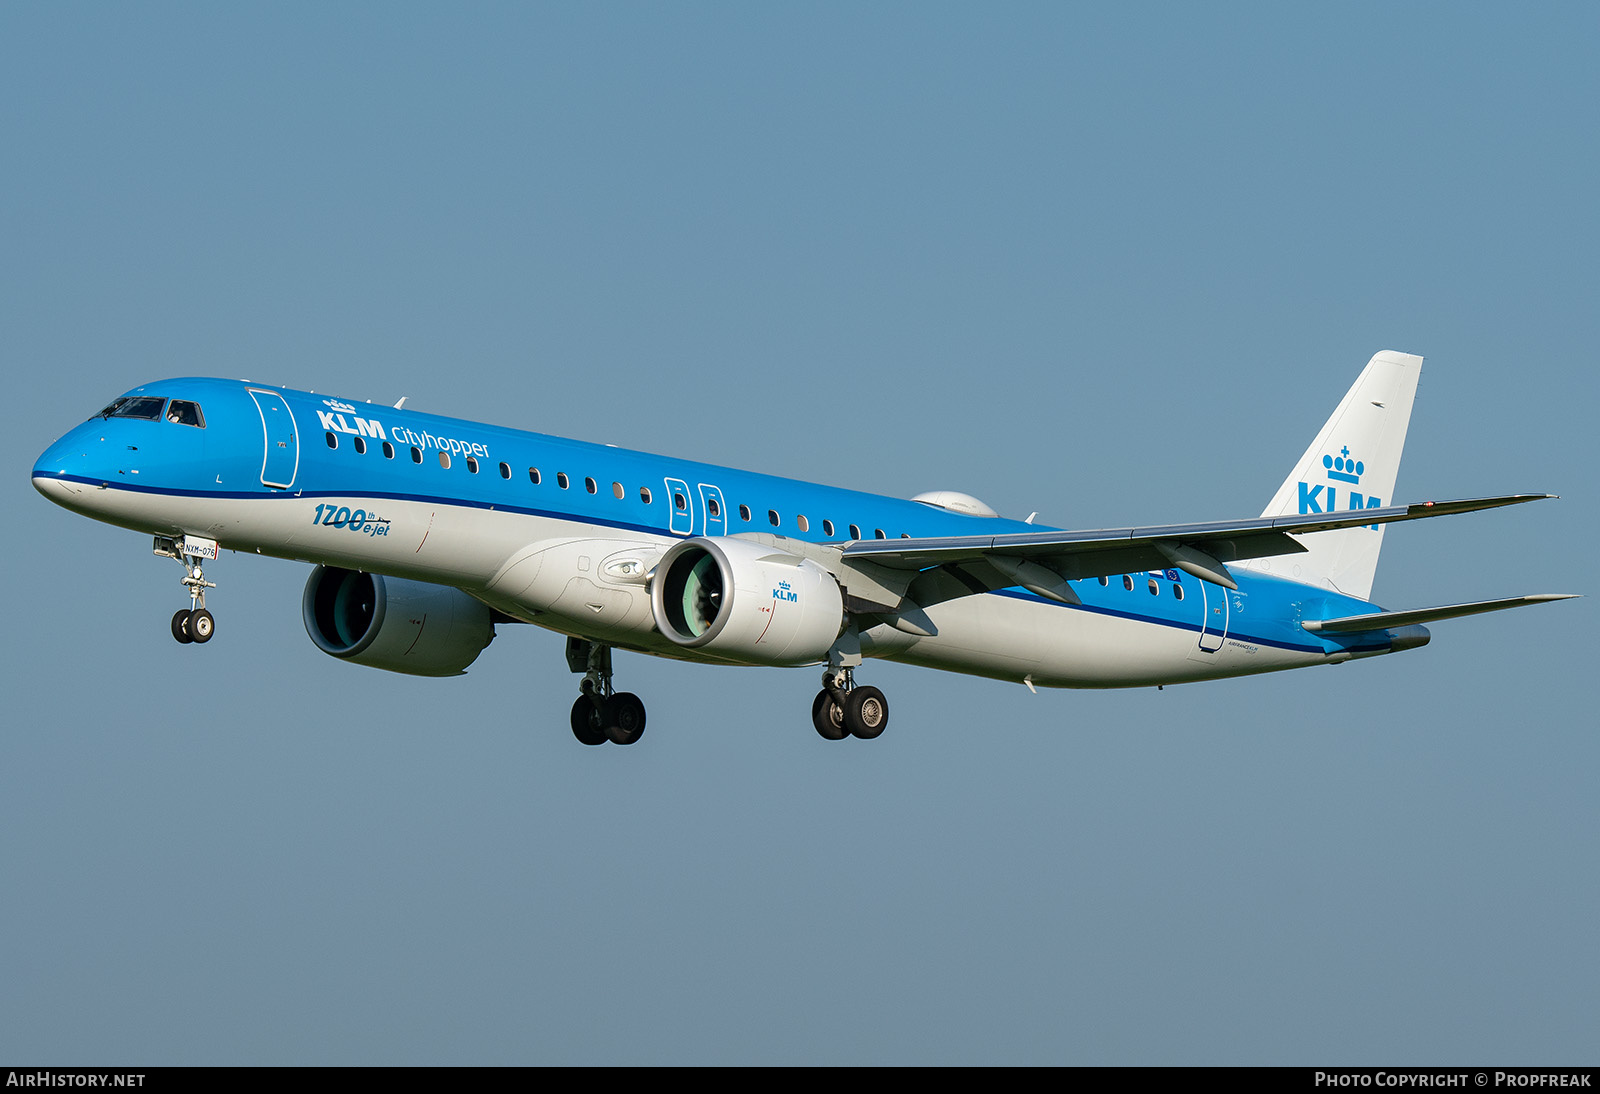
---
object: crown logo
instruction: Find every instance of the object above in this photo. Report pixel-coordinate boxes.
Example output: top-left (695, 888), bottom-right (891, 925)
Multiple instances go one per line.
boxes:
top-left (323, 399), bottom-right (358, 413)
top-left (1323, 446), bottom-right (1363, 484)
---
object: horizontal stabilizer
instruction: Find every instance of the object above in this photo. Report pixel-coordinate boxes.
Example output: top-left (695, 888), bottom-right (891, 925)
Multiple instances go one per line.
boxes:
top-left (1302, 594), bottom-right (1579, 634)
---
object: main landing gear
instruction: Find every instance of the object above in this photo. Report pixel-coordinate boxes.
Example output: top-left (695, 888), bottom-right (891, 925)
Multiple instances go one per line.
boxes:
top-left (811, 666), bottom-right (889, 741)
top-left (156, 535), bottom-right (218, 645)
top-left (556, 636), bottom-right (889, 747)
top-left (565, 637), bottom-right (645, 746)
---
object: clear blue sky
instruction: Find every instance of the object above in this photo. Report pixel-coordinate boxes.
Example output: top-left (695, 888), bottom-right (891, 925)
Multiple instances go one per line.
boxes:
top-left (3, 3), bottom-right (1595, 1064)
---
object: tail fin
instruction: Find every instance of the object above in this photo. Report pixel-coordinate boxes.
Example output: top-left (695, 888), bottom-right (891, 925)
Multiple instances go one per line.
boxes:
top-left (1259, 350), bottom-right (1423, 600)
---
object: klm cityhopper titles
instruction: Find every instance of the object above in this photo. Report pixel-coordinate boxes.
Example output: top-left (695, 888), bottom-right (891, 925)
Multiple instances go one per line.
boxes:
top-left (32, 352), bottom-right (1575, 746)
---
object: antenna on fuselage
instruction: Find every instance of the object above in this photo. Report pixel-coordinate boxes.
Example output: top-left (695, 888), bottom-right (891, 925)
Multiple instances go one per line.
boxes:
top-left (393, 397), bottom-right (407, 409)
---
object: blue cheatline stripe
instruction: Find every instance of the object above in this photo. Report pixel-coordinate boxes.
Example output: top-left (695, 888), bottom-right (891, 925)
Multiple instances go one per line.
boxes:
top-left (36, 472), bottom-right (674, 539)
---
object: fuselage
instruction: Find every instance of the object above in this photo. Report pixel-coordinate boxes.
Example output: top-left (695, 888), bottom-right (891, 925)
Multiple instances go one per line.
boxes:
top-left (33, 376), bottom-right (1401, 688)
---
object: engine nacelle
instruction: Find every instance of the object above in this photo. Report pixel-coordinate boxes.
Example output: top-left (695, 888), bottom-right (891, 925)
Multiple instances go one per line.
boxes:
top-left (650, 537), bottom-right (844, 665)
top-left (302, 566), bottom-right (494, 677)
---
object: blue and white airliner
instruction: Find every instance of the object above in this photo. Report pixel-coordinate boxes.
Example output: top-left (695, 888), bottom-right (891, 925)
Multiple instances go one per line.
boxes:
top-left (31, 350), bottom-right (1575, 745)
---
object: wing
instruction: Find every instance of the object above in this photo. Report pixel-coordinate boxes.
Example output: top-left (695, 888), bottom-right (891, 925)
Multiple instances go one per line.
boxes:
top-left (835, 493), bottom-right (1554, 610)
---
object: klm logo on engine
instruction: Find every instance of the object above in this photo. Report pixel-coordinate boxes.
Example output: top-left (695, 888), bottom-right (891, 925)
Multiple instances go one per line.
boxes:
top-left (318, 399), bottom-right (386, 441)
top-left (1299, 446), bottom-right (1381, 527)
top-left (772, 580), bottom-right (798, 603)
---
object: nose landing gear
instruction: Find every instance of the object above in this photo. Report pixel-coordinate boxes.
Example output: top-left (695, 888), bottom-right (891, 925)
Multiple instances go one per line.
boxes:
top-left (156, 535), bottom-right (218, 645)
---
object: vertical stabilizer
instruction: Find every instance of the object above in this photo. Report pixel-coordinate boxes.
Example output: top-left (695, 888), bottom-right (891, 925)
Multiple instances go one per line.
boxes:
top-left (1259, 350), bottom-right (1423, 600)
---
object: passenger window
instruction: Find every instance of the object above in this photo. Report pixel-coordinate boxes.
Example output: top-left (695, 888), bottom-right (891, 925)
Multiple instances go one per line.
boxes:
top-left (1148, 578), bottom-right (1159, 596)
top-left (874, 529), bottom-right (885, 539)
top-left (466, 456), bottom-right (479, 473)
top-left (585, 477), bottom-right (597, 494)
top-left (707, 498), bottom-right (720, 517)
top-left (768, 509), bottom-right (780, 528)
top-left (499, 462), bottom-right (511, 479)
top-left (529, 468), bottom-right (541, 484)
top-left (557, 473), bottom-right (569, 489)
top-left (674, 493), bottom-right (687, 511)
top-left (640, 486), bottom-right (652, 504)
top-left (822, 519), bottom-right (835, 537)
top-left (739, 505), bottom-right (751, 522)
top-left (382, 441), bottom-right (394, 459)
top-left (439, 452), bottom-right (451, 469)
top-left (1122, 575), bottom-right (1133, 591)
top-left (325, 432), bottom-right (338, 449)
top-left (1174, 584), bottom-right (1184, 601)
top-left (849, 524), bottom-right (861, 540)
top-left (353, 436), bottom-right (367, 455)
top-left (411, 447), bottom-right (423, 463)
top-left (796, 514), bottom-right (809, 532)
top-left (901, 532), bottom-right (910, 538)
top-left (613, 481), bottom-right (625, 499)
top-left (166, 400), bottom-right (204, 427)
top-left (1098, 576), bottom-right (1109, 586)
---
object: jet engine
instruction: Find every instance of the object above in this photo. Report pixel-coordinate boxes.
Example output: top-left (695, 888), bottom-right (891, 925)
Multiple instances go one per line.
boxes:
top-left (650, 537), bottom-right (844, 665)
top-left (302, 565), bottom-right (494, 677)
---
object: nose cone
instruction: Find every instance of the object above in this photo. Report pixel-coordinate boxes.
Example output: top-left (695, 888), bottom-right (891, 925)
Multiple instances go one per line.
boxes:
top-left (32, 471), bottom-right (78, 504)
top-left (33, 422), bottom-right (108, 509)
top-left (35, 437), bottom-right (75, 490)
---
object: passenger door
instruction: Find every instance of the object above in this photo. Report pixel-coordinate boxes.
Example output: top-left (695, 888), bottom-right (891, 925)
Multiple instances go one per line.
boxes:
top-left (249, 390), bottom-right (299, 489)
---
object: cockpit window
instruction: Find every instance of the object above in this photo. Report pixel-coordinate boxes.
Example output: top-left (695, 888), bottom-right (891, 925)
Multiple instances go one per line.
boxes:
top-left (166, 400), bottom-right (205, 427)
top-left (106, 396), bottom-right (166, 421)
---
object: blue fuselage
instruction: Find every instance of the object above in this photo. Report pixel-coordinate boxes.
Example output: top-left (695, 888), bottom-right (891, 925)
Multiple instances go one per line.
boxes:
top-left (34, 377), bottom-right (1395, 687)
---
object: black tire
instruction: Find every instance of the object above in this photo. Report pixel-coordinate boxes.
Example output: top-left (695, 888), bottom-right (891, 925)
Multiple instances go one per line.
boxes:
top-left (845, 686), bottom-right (888, 740)
top-left (812, 690), bottom-right (847, 740)
top-left (606, 692), bottom-right (646, 745)
top-left (171, 609), bottom-right (193, 644)
top-left (188, 608), bottom-right (215, 643)
top-left (570, 696), bottom-right (608, 746)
